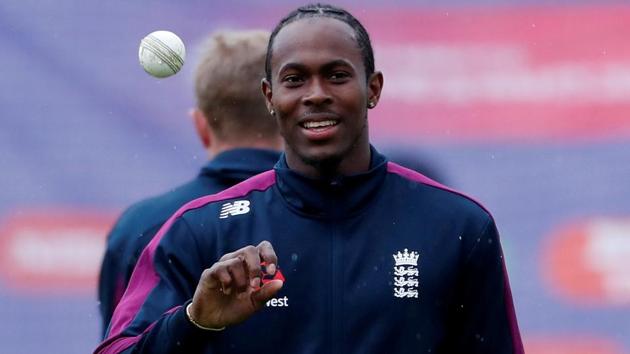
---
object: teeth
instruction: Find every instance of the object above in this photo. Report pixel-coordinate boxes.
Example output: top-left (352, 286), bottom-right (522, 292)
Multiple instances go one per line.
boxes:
top-left (303, 120), bottom-right (337, 129)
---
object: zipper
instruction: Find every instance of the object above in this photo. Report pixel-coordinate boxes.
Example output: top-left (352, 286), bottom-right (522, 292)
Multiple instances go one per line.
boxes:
top-left (331, 219), bottom-right (342, 354)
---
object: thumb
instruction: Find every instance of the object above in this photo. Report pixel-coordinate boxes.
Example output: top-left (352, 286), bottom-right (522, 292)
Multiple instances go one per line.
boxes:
top-left (251, 279), bottom-right (283, 305)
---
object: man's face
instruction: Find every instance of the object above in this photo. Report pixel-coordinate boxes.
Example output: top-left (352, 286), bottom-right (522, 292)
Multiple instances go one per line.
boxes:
top-left (264, 17), bottom-right (380, 169)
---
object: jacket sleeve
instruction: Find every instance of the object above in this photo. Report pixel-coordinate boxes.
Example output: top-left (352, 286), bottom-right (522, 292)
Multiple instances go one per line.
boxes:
top-left (94, 215), bottom-right (218, 354)
top-left (445, 217), bottom-right (524, 354)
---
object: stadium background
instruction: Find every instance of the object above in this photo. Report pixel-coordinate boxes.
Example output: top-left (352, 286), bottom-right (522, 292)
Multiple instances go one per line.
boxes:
top-left (1, 0), bottom-right (629, 353)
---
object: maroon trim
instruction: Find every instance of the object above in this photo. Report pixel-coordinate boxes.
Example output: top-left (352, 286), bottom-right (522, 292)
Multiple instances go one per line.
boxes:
top-left (386, 161), bottom-right (490, 214)
top-left (95, 306), bottom-right (180, 354)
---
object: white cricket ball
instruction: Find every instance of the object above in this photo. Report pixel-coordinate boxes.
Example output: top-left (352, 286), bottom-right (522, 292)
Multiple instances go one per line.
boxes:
top-left (138, 30), bottom-right (186, 78)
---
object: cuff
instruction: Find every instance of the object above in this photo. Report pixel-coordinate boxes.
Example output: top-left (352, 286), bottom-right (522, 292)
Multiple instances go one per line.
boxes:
top-left (165, 300), bottom-right (223, 349)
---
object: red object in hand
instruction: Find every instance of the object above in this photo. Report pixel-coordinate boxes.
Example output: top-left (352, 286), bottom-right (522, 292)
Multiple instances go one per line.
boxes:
top-left (260, 262), bottom-right (285, 284)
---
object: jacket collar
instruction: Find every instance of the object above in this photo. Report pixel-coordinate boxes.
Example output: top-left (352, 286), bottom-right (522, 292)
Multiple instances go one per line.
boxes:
top-left (200, 148), bottom-right (281, 183)
top-left (273, 146), bottom-right (388, 219)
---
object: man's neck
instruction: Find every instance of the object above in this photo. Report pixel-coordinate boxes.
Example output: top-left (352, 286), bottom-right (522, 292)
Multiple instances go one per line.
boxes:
top-left (285, 144), bottom-right (371, 179)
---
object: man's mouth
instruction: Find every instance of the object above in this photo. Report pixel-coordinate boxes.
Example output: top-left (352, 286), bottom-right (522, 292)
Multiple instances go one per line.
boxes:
top-left (301, 120), bottom-right (339, 130)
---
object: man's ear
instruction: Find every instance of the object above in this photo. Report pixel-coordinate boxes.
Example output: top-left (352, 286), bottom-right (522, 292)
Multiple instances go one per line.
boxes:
top-left (261, 78), bottom-right (274, 114)
top-left (191, 108), bottom-right (212, 149)
top-left (367, 71), bottom-right (384, 109)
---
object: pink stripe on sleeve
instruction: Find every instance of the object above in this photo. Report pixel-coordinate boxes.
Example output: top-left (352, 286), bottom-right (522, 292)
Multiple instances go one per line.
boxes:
top-left (96, 306), bottom-right (180, 354)
top-left (386, 162), bottom-right (490, 214)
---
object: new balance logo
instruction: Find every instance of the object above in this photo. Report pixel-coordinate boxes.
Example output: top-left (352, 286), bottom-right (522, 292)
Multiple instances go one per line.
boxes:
top-left (219, 200), bottom-right (251, 219)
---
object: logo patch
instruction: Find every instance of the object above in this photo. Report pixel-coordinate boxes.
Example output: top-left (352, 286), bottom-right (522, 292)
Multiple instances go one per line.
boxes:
top-left (219, 200), bottom-right (251, 219)
top-left (393, 248), bottom-right (420, 298)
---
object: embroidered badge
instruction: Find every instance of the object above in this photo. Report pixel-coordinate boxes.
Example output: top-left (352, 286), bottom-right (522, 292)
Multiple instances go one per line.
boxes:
top-left (393, 248), bottom-right (419, 298)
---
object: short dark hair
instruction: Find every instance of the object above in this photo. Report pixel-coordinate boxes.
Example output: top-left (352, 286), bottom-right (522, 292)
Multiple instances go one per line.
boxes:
top-left (265, 3), bottom-right (375, 83)
top-left (195, 30), bottom-right (278, 141)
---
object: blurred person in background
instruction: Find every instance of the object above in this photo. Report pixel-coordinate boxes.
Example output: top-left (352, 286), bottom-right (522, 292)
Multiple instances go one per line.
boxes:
top-left (95, 4), bottom-right (522, 354)
top-left (97, 30), bottom-right (282, 337)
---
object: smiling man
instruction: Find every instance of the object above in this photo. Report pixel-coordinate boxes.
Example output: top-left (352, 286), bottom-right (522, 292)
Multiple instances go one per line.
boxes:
top-left (94, 4), bottom-right (523, 354)
top-left (262, 14), bottom-right (377, 179)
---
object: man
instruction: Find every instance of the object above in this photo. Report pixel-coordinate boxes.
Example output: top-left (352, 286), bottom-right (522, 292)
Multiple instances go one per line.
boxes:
top-left (97, 30), bottom-right (282, 337)
top-left (95, 4), bottom-right (523, 353)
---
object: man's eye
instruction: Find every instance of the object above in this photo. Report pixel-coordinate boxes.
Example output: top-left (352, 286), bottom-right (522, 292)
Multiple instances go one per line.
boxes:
top-left (283, 75), bottom-right (303, 84)
top-left (330, 72), bottom-right (350, 81)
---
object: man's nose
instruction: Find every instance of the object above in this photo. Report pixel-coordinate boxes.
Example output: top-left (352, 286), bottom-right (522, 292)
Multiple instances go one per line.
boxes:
top-left (302, 78), bottom-right (333, 106)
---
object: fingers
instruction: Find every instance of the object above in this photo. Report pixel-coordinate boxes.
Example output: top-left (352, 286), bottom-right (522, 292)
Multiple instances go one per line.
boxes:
top-left (240, 246), bottom-right (262, 286)
top-left (208, 242), bottom-right (277, 295)
top-left (206, 258), bottom-right (238, 295)
top-left (251, 279), bottom-right (283, 308)
top-left (227, 257), bottom-right (249, 293)
top-left (219, 241), bottom-right (277, 276)
top-left (193, 242), bottom-right (282, 328)
top-left (257, 241), bottom-right (278, 275)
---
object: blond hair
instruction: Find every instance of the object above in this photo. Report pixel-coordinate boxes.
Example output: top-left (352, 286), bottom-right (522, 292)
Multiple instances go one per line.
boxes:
top-left (194, 30), bottom-right (278, 141)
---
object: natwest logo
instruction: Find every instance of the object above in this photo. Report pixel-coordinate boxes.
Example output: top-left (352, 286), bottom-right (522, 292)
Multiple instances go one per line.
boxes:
top-left (265, 296), bottom-right (289, 307)
top-left (0, 210), bottom-right (113, 294)
top-left (542, 217), bottom-right (630, 305)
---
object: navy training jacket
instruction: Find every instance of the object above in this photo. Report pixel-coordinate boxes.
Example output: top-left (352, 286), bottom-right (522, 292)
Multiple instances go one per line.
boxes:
top-left (95, 147), bottom-right (523, 354)
top-left (98, 148), bottom-right (281, 336)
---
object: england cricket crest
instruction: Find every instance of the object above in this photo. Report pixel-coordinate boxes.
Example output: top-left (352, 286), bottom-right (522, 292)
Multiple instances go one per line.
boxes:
top-left (393, 248), bottom-right (419, 298)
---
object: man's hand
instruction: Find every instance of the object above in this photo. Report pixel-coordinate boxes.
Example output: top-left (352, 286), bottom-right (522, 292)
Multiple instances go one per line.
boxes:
top-left (188, 241), bottom-right (283, 329)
